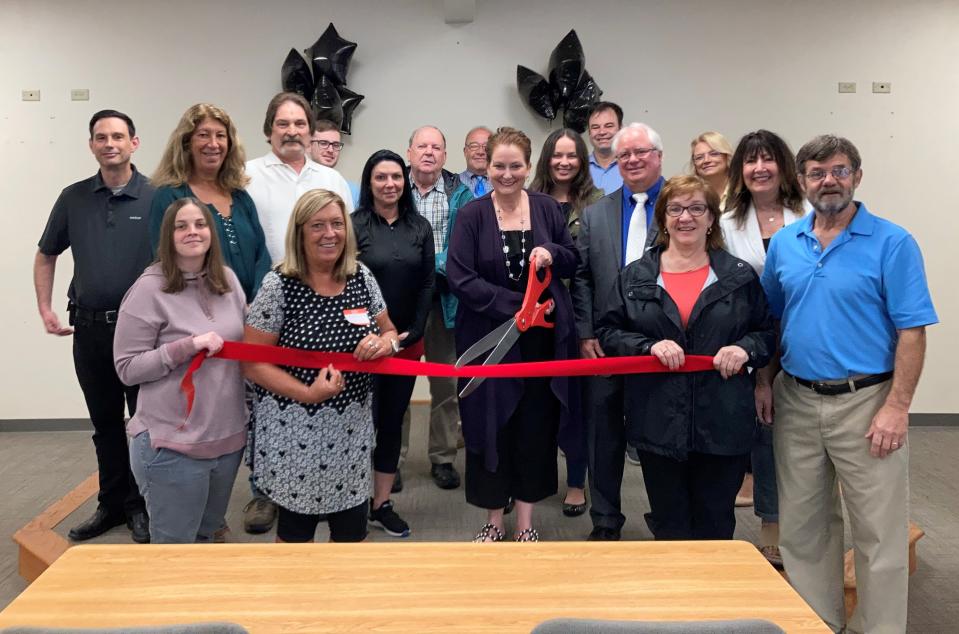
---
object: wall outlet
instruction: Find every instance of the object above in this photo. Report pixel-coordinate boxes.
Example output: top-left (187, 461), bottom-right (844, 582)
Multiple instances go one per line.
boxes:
top-left (70, 89), bottom-right (90, 101)
top-left (872, 82), bottom-right (892, 94)
top-left (21, 90), bottom-right (40, 101)
top-left (838, 82), bottom-right (856, 93)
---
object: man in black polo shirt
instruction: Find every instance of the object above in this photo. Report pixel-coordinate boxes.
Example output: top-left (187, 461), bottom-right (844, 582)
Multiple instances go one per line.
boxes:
top-left (33, 110), bottom-right (155, 543)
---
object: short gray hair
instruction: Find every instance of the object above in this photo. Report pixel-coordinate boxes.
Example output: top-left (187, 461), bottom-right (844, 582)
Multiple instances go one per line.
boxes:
top-left (612, 122), bottom-right (663, 154)
top-left (796, 134), bottom-right (862, 174)
top-left (408, 125), bottom-right (447, 149)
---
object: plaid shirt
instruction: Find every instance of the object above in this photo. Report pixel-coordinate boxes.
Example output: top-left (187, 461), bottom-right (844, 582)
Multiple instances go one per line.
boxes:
top-left (411, 175), bottom-right (449, 254)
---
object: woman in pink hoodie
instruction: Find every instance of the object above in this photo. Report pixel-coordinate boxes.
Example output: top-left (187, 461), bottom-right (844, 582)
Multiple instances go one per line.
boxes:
top-left (114, 196), bottom-right (247, 543)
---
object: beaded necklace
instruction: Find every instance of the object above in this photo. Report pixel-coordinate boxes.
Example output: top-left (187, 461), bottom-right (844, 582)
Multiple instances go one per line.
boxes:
top-left (495, 204), bottom-right (527, 281)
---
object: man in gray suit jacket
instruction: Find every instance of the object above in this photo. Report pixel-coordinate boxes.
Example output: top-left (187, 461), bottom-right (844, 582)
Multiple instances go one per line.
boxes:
top-left (571, 122), bottom-right (666, 540)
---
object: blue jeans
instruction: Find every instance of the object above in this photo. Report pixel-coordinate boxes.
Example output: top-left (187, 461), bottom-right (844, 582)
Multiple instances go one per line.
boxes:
top-left (751, 422), bottom-right (779, 523)
top-left (130, 431), bottom-right (243, 544)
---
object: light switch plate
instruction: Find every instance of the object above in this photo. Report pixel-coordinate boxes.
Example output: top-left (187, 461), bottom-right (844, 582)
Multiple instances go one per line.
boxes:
top-left (71, 89), bottom-right (90, 101)
top-left (872, 82), bottom-right (892, 94)
top-left (22, 90), bottom-right (40, 101)
top-left (838, 82), bottom-right (856, 93)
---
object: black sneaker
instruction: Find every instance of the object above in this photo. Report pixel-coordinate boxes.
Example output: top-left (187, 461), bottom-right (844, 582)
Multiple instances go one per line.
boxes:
top-left (369, 499), bottom-right (410, 538)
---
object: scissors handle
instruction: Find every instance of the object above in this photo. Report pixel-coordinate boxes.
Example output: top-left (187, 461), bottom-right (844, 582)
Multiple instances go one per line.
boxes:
top-left (515, 265), bottom-right (554, 333)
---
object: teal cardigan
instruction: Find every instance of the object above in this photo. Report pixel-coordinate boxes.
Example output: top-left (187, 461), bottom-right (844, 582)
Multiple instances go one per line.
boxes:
top-left (435, 175), bottom-right (474, 328)
top-left (149, 184), bottom-right (271, 303)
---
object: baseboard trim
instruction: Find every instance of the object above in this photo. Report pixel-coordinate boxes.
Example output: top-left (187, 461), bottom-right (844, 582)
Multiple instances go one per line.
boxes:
top-left (3, 411), bottom-right (956, 432)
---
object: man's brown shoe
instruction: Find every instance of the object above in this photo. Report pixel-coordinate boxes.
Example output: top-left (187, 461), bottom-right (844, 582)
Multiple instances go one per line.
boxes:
top-left (243, 497), bottom-right (277, 534)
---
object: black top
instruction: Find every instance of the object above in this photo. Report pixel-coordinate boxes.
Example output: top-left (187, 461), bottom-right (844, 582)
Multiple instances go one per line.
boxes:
top-left (352, 207), bottom-right (435, 346)
top-left (38, 166), bottom-right (156, 310)
top-left (762, 237), bottom-right (771, 253)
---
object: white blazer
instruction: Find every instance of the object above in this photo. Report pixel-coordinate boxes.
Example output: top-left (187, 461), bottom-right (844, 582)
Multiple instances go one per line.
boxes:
top-left (720, 202), bottom-right (808, 275)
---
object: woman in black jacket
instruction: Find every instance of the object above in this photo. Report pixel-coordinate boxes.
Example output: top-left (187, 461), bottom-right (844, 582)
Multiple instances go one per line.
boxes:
top-left (597, 175), bottom-right (774, 540)
top-left (352, 149), bottom-right (435, 538)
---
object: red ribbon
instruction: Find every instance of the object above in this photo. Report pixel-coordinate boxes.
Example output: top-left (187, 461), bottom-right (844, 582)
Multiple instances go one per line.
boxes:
top-left (181, 341), bottom-right (716, 415)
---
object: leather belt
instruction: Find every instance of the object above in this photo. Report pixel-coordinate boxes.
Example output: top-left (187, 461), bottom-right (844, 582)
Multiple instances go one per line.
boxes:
top-left (787, 371), bottom-right (893, 396)
top-left (70, 305), bottom-right (119, 325)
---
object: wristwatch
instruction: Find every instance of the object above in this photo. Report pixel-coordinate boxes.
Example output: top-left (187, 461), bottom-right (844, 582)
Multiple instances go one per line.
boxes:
top-left (390, 338), bottom-right (401, 354)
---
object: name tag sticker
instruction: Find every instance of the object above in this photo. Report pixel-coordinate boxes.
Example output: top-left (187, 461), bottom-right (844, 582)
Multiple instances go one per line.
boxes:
top-left (343, 308), bottom-right (370, 326)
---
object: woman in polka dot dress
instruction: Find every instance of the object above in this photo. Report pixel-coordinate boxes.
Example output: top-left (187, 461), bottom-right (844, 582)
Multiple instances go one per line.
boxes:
top-left (242, 189), bottom-right (400, 543)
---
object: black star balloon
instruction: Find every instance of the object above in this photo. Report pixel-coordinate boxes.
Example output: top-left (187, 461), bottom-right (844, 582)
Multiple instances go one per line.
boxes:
top-left (307, 23), bottom-right (357, 87)
top-left (548, 29), bottom-right (585, 108)
top-left (312, 74), bottom-right (343, 129)
top-left (517, 65), bottom-right (557, 121)
top-left (281, 48), bottom-right (314, 103)
top-left (563, 70), bottom-right (603, 133)
top-left (337, 85), bottom-right (364, 135)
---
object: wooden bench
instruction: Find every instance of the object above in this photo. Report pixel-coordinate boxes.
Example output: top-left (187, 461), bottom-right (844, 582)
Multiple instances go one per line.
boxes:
top-left (12, 472), bottom-right (98, 582)
top-left (843, 522), bottom-right (924, 619)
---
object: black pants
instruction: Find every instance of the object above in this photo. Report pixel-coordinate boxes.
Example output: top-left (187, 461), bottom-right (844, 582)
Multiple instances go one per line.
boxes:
top-left (465, 374), bottom-right (560, 509)
top-left (72, 320), bottom-right (144, 516)
top-left (638, 450), bottom-right (748, 540)
top-left (585, 375), bottom-right (626, 530)
top-left (277, 501), bottom-right (368, 543)
top-left (372, 374), bottom-right (415, 473)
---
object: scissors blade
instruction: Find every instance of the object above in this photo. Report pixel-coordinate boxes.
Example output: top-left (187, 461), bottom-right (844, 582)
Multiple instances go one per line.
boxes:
top-left (457, 322), bottom-right (521, 399)
top-left (455, 318), bottom-right (517, 368)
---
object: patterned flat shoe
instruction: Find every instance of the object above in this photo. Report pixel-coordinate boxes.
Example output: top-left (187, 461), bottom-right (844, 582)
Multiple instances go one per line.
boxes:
top-left (514, 527), bottom-right (540, 542)
top-left (473, 523), bottom-right (505, 543)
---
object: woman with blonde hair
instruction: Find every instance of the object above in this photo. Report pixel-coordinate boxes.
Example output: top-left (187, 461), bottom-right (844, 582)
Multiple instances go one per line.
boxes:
top-left (689, 131), bottom-right (734, 208)
top-left (150, 103), bottom-right (270, 302)
top-left (243, 189), bottom-right (400, 543)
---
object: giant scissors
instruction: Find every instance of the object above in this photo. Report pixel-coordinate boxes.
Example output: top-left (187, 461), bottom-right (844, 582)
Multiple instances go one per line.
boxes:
top-left (454, 266), bottom-right (554, 398)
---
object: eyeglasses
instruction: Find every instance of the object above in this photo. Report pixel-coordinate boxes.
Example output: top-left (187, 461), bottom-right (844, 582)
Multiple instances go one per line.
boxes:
top-left (804, 166), bottom-right (854, 181)
top-left (308, 220), bottom-right (346, 232)
top-left (465, 142), bottom-right (487, 152)
top-left (665, 203), bottom-right (709, 217)
top-left (692, 150), bottom-right (724, 164)
top-left (616, 147), bottom-right (658, 162)
top-left (311, 140), bottom-right (344, 151)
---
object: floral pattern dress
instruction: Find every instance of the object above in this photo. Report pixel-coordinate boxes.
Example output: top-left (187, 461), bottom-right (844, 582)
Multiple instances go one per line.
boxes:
top-left (246, 265), bottom-right (385, 515)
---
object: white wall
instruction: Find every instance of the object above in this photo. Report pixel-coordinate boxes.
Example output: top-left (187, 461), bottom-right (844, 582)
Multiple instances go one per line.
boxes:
top-left (2, 0), bottom-right (956, 418)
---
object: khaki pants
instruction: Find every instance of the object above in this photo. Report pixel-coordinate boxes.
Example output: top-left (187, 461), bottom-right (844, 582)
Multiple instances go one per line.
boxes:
top-left (774, 373), bottom-right (909, 634)
top-left (400, 298), bottom-right (460, 465)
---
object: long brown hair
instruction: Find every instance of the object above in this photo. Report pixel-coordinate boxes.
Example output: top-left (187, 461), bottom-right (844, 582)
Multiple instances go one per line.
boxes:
top-left (152, 103), bottom-right (250, 192)
top-left (654, 175), bottom-right (725, 251)
top-left (530, 128), bottom-right (599, 214)
top-left (725, 130), bottom-right (804, 228)
top-left (156, 197), bottom-right (231, 295)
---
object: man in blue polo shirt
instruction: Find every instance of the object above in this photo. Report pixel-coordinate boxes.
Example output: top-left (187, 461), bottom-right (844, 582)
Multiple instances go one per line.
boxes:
top-left (586, 101), bottom-right (624, 195)
top-left (34, 110), bottom-right (155, 543)
top-left (761, 135), bottom-right (937, 633)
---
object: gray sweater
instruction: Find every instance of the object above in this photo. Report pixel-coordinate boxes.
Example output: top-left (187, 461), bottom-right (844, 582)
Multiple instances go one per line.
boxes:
top-left (114, 263), bottom-right (247, 459)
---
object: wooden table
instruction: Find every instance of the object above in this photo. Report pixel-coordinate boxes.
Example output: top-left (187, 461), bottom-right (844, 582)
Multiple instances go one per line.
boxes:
top-left (0, 541), bottom-right (828, 633)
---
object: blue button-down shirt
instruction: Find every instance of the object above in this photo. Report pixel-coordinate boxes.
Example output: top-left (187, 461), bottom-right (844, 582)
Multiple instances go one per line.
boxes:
top-left (620, 177), bottom-right (664, 266)
top-left (761, 203), bottom-right (937, 380)
top-left (589, 153), bottom-right (623, 195)
top-left (459, 170), bottom-right (488, 197)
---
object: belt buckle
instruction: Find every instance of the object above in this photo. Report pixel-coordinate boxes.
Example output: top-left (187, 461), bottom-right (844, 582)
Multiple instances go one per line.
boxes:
top-left (104, 310), bottom-right (118, 324)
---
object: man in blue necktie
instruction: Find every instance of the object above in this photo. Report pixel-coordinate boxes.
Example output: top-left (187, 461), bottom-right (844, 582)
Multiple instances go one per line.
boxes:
top-left (459, 126), bottom-right (492, 197)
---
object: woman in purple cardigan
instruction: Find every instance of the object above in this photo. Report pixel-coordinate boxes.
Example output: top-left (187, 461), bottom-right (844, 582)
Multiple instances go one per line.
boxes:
top-left (447, 127), bottom-right (582, 543)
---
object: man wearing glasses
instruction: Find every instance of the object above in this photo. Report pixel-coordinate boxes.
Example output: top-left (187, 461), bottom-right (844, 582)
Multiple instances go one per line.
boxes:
top-left (761, 135), bottom-right (937, 633)
top-left (458, 126), bottom-right (492, 197)
top-left (309, 119), bottom-right (360, 208)
top-left (572, 122), bottom-right (665, 541)
top-left (247, 92), bottom-right (353, 265)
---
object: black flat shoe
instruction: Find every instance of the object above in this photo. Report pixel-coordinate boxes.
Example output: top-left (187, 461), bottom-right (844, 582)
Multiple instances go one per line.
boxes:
top-left (128, 510), bottom-right (151, 544)
top-left (68, 507), bottom-right (126, 541)
top-left (563, 501), bottom-right (588, 517)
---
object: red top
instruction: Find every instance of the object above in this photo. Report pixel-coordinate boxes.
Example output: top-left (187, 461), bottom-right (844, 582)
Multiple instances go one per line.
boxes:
top-left (662, 264), bottom-right (710, 327)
